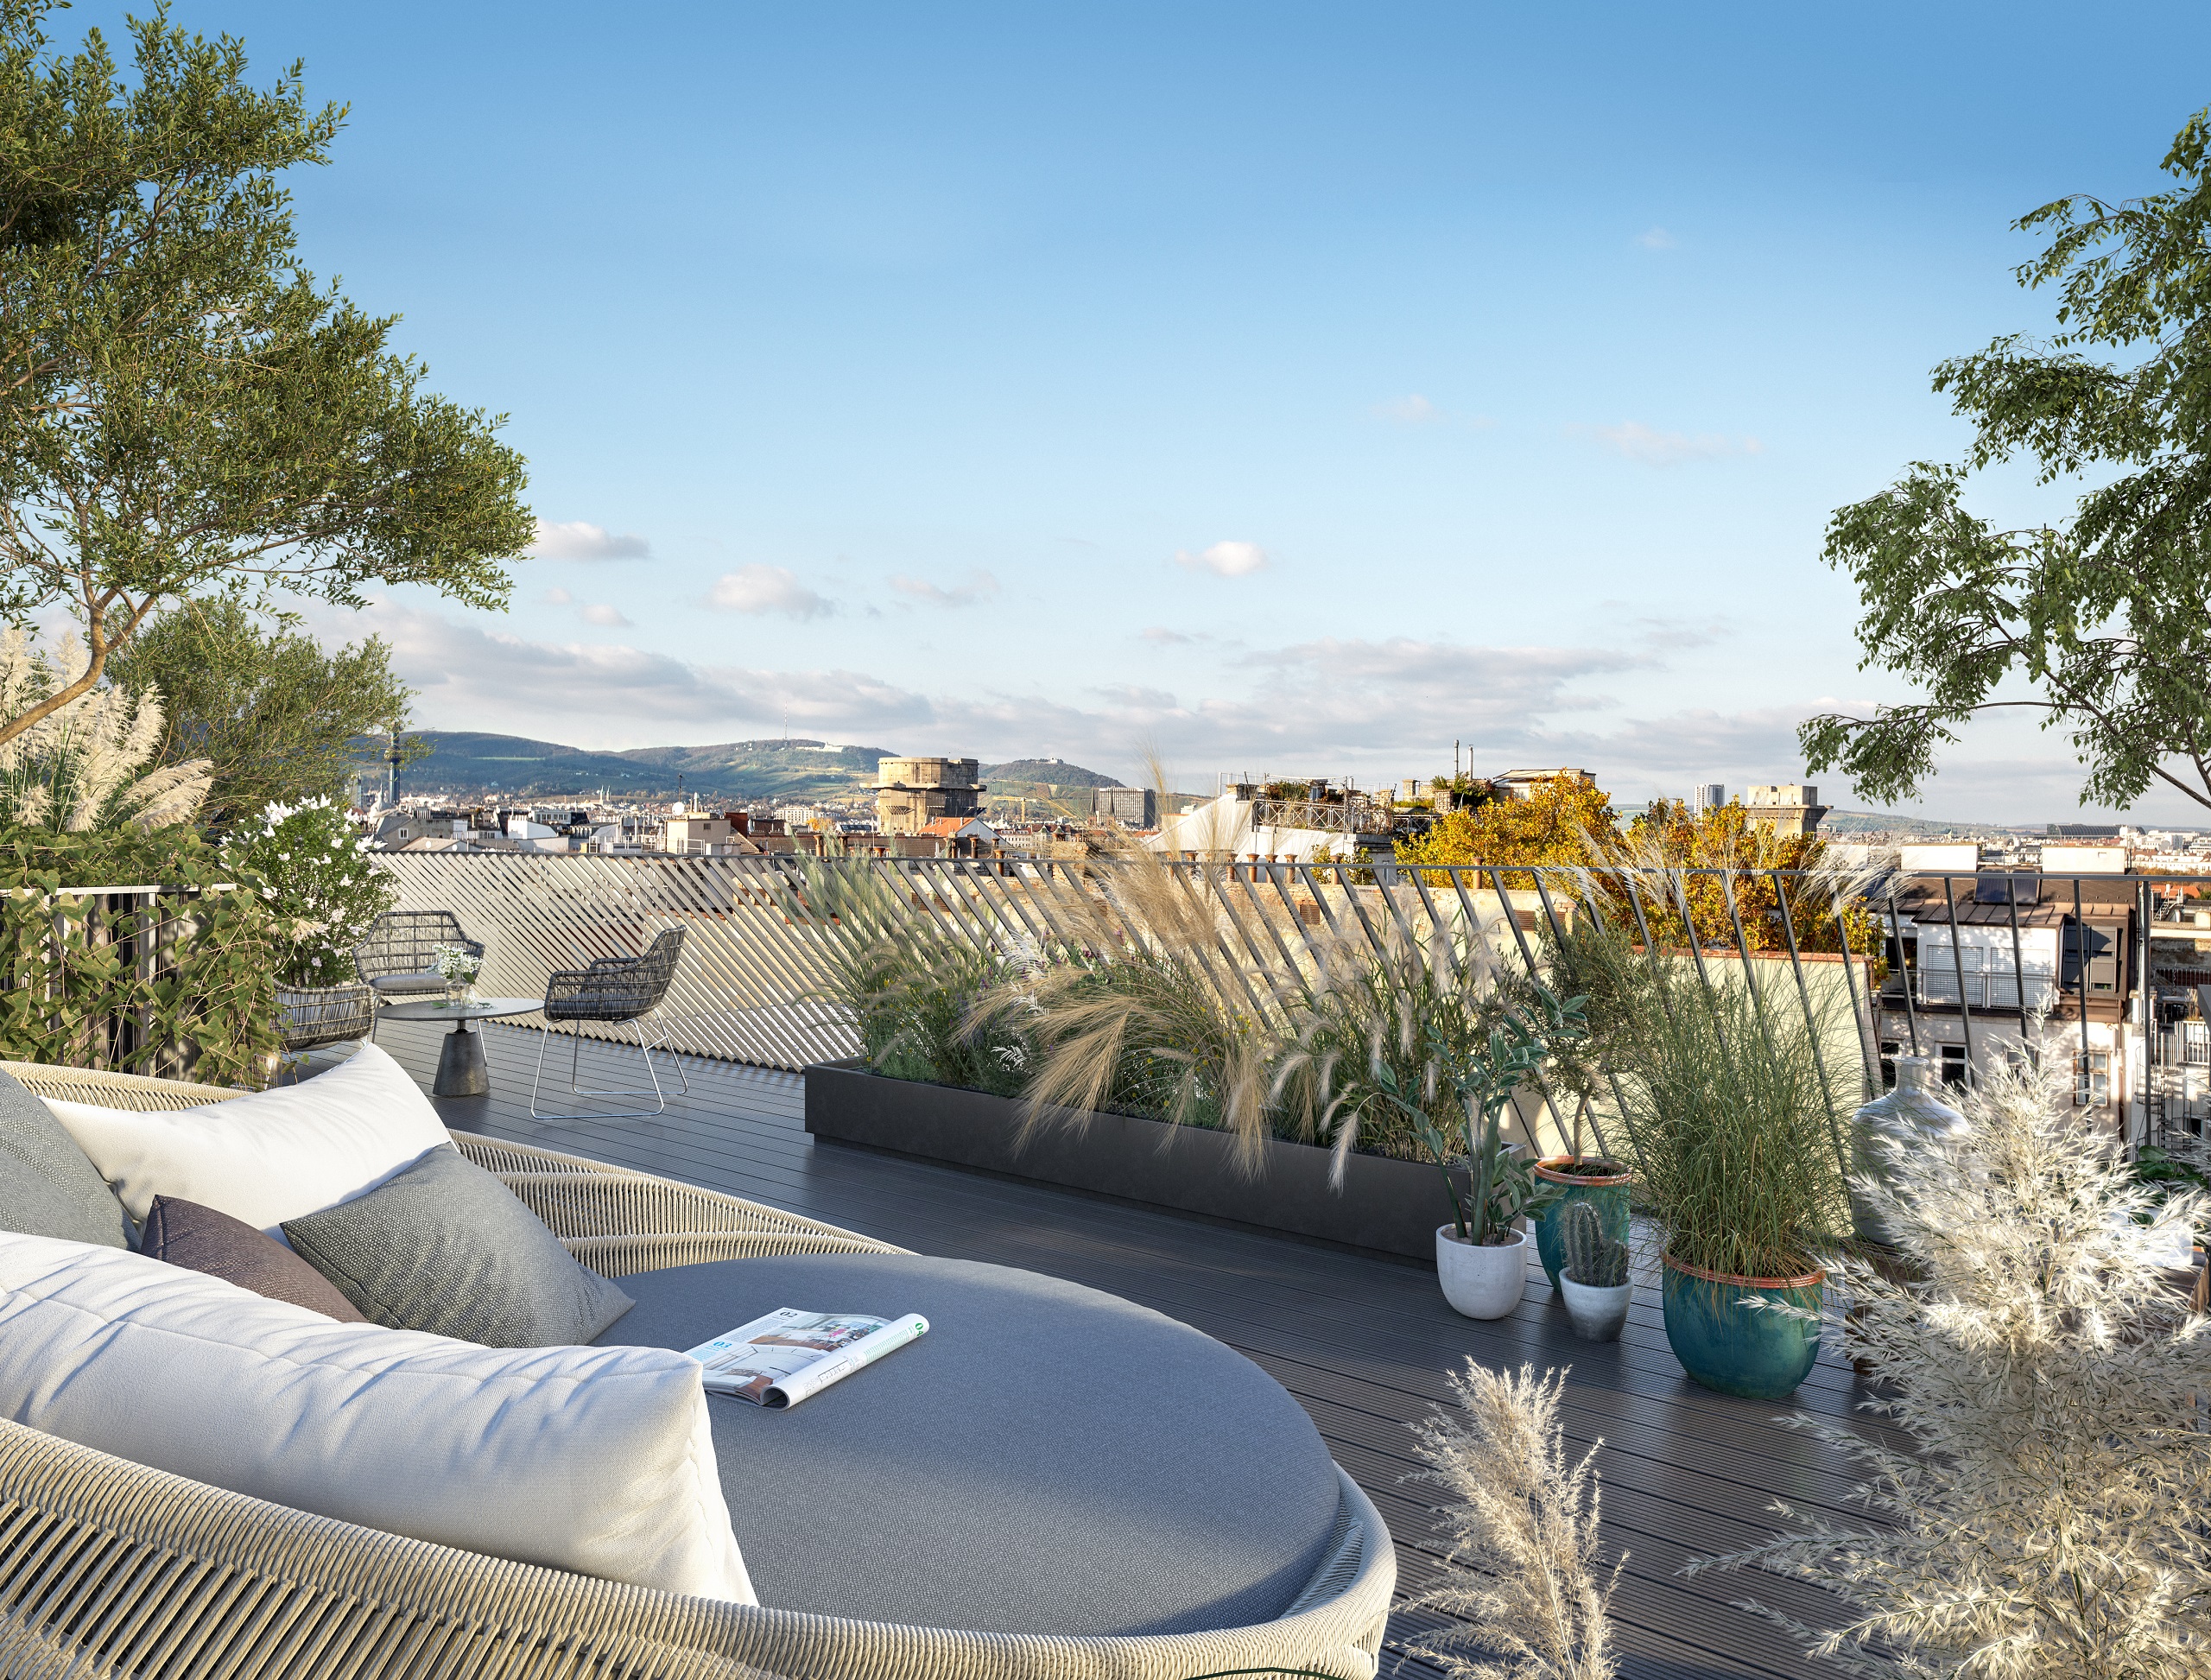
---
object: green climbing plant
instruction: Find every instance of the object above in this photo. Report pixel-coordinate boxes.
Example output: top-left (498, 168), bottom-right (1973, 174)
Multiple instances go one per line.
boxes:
top-left (0, 829), bottom-right (280, 1087)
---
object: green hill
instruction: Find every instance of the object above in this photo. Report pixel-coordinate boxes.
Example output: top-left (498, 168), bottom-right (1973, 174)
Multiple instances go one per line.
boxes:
top-left (360, 733), bottom-right (1124, 806)
top-left (981, 758), bottom-right (1125, 791)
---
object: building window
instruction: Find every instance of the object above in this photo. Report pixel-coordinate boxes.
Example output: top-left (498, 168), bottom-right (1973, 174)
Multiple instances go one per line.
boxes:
top-left (1940, 1044), bottom-right (1968, 1089)
top-left (1878, 1041), bottom-right (1899, 1087)
top-left (2075, 1050), bottom-right (2111, 1108)
top-left (2183, 1021), bottom-right (2210, 1069)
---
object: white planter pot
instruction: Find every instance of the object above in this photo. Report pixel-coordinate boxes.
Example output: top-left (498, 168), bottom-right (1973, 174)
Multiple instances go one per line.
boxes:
top-left (1435, 1225), bottom-right (1528, 1320)
top-left (1558, 1271), bottom-right (1631, 1341)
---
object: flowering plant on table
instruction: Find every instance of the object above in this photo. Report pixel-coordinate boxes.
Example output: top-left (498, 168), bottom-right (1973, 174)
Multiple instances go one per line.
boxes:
top-left (430, 942), bottom-right (482, 1002)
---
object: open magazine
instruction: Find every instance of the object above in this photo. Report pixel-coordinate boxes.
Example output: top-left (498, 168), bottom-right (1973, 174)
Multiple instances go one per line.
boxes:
top-left (682, 1308), bottom-right (929, 1409)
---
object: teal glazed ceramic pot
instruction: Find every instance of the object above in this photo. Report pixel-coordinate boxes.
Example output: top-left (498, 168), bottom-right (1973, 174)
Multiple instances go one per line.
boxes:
top-left (1661, 1254), bottom-right (1825, 1401)
top-left (1532, 1157), bottom-right (1632, 1290)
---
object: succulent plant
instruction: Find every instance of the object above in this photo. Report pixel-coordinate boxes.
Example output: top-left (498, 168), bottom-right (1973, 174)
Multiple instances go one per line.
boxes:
top-left (1561, 1199), bottom-right (1629, 1290)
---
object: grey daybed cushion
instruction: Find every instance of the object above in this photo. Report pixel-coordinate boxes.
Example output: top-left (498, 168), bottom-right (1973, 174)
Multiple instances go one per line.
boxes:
top-left (596, 1252), bottom-right (1343, 1637)
top-left (0, 1065), bottom-right (133, 1247)
top-left (284, 1144), bottom-right (632, 1346)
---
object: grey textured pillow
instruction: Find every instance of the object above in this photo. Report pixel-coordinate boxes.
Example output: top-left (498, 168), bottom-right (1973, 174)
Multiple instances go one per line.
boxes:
top-left (282, 1145), bottom-right (632, 1347)
top-left (0, 1067), bottom-right (133, 1247)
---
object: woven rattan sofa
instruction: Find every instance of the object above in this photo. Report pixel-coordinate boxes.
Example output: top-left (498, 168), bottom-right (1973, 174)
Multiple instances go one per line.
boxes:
top-left (0, 1060), bottom-right (1394, 1680)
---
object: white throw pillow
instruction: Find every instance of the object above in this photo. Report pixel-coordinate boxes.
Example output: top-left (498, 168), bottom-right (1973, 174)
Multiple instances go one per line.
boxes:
top-left (42, 1042), bottom-right (448, 1237)
top-left (0, 1233), bottom-right (754, 1602)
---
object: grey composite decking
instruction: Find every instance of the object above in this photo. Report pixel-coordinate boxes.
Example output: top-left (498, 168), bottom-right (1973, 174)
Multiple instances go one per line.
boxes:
top-left (377, 1018), bottom-right (1880, 1680)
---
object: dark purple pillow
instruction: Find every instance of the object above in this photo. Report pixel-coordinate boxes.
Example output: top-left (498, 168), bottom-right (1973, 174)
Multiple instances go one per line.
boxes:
top-left (138, 1195), bottom-right (368, 1322)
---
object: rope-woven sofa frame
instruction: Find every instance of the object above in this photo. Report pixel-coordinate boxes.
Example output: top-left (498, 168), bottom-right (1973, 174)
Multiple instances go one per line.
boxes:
top-left (0, 1061), bottom-right (1395, 1680)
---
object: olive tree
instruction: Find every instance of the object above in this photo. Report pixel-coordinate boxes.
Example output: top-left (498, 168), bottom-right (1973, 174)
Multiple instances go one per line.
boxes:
top-left (1802, 111), bottom-right (2211, 815)
top-left (0, 2), bottom-right (529, 746)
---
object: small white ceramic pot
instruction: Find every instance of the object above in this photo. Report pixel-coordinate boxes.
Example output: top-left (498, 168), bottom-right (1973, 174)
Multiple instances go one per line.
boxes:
top-left (1435, 1225), bottom-right (1529, 1320)
top-left (1558, 1271), bottom-right (1632, 1341)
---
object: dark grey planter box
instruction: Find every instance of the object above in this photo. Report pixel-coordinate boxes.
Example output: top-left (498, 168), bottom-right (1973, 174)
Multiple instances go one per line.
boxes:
top-left (805, 1062), bottom-right (1455, 1262)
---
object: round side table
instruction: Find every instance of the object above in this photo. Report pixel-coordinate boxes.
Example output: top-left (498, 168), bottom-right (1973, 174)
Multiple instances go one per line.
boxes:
top-left (373, 996), bottom-right (542, 1097)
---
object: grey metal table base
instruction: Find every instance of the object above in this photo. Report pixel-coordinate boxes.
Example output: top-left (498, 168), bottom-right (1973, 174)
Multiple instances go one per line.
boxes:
top-left (434, 1022), bottom-right (490, 1098)
top-left (371, 998), bottom-right (542, 1100)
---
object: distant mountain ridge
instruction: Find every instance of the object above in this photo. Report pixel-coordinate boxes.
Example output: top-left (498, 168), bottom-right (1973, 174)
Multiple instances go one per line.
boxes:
top-left (356, 732), bottom-right (1124, 804)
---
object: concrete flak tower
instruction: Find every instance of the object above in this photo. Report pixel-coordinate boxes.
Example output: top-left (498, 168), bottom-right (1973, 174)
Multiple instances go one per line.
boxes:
top-left (876, 757), bottom-right (985, 835)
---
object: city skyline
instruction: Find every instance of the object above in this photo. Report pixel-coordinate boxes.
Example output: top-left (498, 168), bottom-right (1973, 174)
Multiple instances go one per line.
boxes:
top-left (66, 1), bottom-right (2211, 824)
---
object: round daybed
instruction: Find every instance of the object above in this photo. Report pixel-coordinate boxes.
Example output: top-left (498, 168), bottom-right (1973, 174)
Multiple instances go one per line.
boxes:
top-left (0, 1061), bottom-right (1395, 1680)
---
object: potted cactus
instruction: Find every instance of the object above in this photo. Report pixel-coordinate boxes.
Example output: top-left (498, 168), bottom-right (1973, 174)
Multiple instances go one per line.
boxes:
top-left (1556, 1200), bottom-right (1631, 1341)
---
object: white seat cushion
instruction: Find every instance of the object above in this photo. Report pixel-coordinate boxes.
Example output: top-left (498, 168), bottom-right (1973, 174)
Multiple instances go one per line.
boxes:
top-left (41, 1042), bottom-right (449, 1239)
top-left (0, 1233), bottom-right (752, 1602)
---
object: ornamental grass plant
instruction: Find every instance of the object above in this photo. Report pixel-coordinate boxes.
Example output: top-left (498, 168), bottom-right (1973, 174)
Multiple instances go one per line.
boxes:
top-left (1272, 921), bottom-right (1523, 1170)
top-left (964, 842), bottom-right (1277, 1160)
top-left (1274, 919), bottom-right (1585, 1239)
top-left (0, 628), bottom-right (211, 834)
top-left (1692, 1053), bottom-right (2211, 1678)
top-left (802, 859), bottom-right (1031, 1098)
top-left (1605, 956), bottom-right (1850, 1279)
top-left (1406, 1359), bottom-right (1621, 1680)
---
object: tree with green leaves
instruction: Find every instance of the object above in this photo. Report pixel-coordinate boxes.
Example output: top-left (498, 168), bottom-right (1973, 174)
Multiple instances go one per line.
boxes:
top-left (0, 2), bottom-right (529, 747)
top-left (106, 595), bottom-right (414, 831)
top-left (1802, 111), bottom-right (2211, 815)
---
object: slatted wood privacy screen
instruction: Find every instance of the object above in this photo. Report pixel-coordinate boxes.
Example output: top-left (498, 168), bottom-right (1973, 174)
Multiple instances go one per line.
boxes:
top-left (377, 853), bottom-right (1886, 1154)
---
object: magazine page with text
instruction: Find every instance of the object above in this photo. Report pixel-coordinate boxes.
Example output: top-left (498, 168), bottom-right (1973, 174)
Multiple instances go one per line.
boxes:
top-left (683, 1308), bottom-right (929, 1408)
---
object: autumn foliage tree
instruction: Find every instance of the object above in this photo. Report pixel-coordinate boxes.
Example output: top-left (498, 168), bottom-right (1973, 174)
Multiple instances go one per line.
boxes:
top-left (1394, 774), bottom-right (1618, 887)
top-left (1396, 776), bottom-right (1874, 957)
top-left (1612, 799), bottom-right (1873, 956)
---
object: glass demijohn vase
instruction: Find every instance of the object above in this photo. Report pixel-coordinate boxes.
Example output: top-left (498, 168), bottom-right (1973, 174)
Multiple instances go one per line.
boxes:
top-left (1849, 1054), bottom-right (1967, 1246)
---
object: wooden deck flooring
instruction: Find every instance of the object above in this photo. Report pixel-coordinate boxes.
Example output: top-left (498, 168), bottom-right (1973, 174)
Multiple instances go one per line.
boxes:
top-left (377, 1018), bottom-right (1878, 1680)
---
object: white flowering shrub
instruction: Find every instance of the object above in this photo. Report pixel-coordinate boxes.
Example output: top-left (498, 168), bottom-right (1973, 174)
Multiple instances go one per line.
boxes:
top-left (1692, 1053), bottom-right (2211, 1677)
top-left (226, 797), bottom-right (395, 986)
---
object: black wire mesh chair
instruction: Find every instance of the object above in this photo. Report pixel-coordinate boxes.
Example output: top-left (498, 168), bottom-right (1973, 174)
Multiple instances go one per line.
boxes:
top-left (530, 928), bottom-right (691, 1119)
top-left (352, 911), bottom-right (486, 1041)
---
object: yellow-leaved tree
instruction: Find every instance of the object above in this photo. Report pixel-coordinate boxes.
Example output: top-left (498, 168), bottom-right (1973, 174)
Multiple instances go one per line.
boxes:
top-left (1393, 774), bottom-right (1619, 887)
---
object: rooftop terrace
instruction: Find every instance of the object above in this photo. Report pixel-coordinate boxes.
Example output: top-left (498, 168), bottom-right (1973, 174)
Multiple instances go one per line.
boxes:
top-left (376, 1016), bottom-right (1885, 1680)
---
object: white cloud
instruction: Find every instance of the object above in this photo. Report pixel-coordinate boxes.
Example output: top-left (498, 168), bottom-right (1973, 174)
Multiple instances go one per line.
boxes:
top-left (326, 602), bottom-right (2157, 822)
top-left (580, 603), bottom-right (632, 627)
top-left (889, 569), bottom-right (999, 608)
top-left (1635, 226), bottom-right (1678, 250)
top-left (1374, 394), bottom-right (1444, 424)
top-left (1578, 422), bottom-right (1764, 466)
top-left (542, 586), bottom-right (573, 605)
top-left (531, 520), bottom-right (650, 561)
top-left (706, 565), bottom-right (834, 619)
top-left (1174, 540), bottom-right (1270, 578)
top-left (1142, 626), bottom-right (1196, 644)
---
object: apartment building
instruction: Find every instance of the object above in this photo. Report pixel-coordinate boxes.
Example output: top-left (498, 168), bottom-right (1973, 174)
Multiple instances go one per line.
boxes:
top-left (1874, 856), bottom-right (2154, 1138)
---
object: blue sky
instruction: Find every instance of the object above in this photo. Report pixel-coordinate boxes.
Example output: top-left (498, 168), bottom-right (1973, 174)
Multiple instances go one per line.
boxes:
top-left (67, 2), bottom-right (2211, 821)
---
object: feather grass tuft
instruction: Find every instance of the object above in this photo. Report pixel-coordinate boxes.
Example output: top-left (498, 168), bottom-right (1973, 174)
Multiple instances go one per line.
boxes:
top-left (1689, 1051), bottom-right (2211, 1677)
